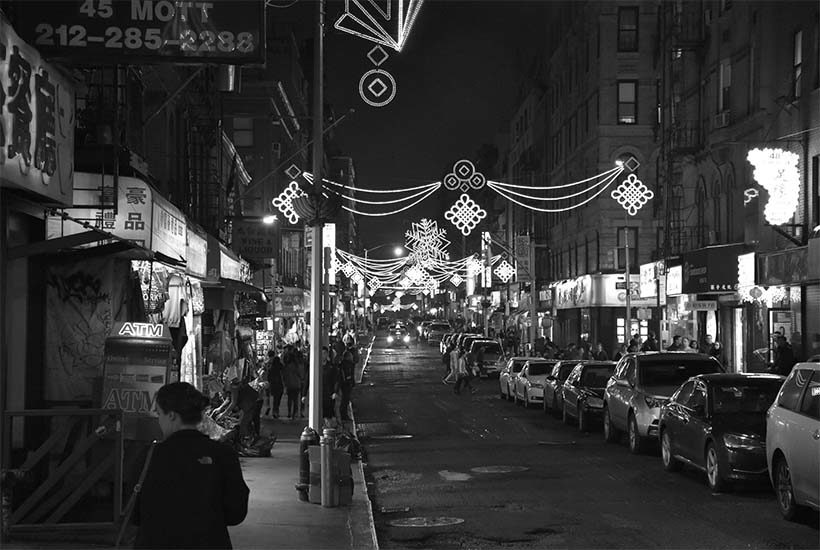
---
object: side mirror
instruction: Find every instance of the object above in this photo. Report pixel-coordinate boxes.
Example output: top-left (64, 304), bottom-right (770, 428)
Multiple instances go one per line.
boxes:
top-left (615, 378), bottom-right (631, 388)
top-left (546, 375), bottom-right (555, 381)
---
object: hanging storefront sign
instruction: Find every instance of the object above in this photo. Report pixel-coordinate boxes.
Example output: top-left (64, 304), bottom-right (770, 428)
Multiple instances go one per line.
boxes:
top-left (46, 173), bottom-right (187, 261)
top-left (640, 262), bottom-right (657, 298)
top-left (15, 0), bottom-right (265, 65)
top-left (666, 265), bottom-right (683, 296)
top-left (231, 220), bottom-right (277, 260)
top-left (0, 12), bottom-right (75, 206)
top-left (681, 244), bottom-right (745, 294)
top-left (515, 235), bottom-right (531, 282)
top-left (554, 274), bottom-right (655, 309)
top-left (758, 246), bottom-right (808, 286)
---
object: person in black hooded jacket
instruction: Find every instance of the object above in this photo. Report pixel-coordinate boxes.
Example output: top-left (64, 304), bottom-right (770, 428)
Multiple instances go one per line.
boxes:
top-left (133, 382), bottom-right (249, 549)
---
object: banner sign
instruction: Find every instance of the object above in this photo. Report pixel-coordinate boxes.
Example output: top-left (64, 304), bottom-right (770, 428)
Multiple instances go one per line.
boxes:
top-left (515, 235), bottom-right (531, 282)
top-left (0, 12), bottom-right (75, 206)
top-left (15, 0), bottom-right (265, 65)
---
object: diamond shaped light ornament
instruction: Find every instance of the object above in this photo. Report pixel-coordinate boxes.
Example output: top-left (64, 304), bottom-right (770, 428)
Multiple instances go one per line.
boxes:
top-left (350, 271), bottom-right (363, 285)
top-left (445, 194), bottom-right (487, 236)
top-left (368, 278), bottom-right (382, 291)
top-left (272, 181), bottom-right (307, 224)
top-left (450, 274), bottom-right (463, 287)
top-left (494, 260), bottom-right (515, 283)
top-left (341, 262), bottom-right (355, 278)
top-left (611, 174), bottom-right (654, 216)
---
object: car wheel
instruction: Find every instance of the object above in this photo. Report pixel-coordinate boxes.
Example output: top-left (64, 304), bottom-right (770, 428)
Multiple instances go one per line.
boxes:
top-left (705, 442), bottom-right (730, 493)
top-left (774, 457), bottom-right (803, 521)
top-left (552, 396), bottom-right (561, 418)
top-left (499, 385), bottom-right (506, 399)
top-left (578, 405), bottom-right (589, 432)
top-left (523, 390), bottom-right (530, 408)
top-left (562, 402), bottom-right (572, 425)
top-left (603, 406), bottom-right (620, 443)
top-left (661, 430), bottom-right (682, 472)
top-left (627, 413), bottom-right (646, 454)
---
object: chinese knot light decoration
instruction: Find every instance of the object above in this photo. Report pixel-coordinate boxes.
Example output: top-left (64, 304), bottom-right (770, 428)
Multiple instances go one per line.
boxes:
top-left (272, 181), bottom-right (307, 224)
top-left (747, 147), bottom-right (800, 225)
top-left (611, 173), bottom-right (654, 216)
top-left (445, 193), bottom-right (487, 236)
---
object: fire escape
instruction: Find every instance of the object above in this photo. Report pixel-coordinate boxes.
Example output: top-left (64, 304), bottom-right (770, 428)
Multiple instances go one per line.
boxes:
top-left (182, 68), bottom-right (225, 240)
top-left (658, 1), bottom-right (707, 259)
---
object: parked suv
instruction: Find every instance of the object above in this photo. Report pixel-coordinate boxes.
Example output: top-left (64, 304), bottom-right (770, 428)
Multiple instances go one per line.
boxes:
top-left (766, 362), bottom-right (820, 520)
top-left (603, 352), bottom-right (724, 454)
top-left (426, 322), bottom-right (452, 345)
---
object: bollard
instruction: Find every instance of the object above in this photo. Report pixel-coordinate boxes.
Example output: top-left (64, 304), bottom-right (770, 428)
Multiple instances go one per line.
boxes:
top-left (296, 427), bottom-right (319, 502)
top-left (320, 427), bottom-right (337, 507)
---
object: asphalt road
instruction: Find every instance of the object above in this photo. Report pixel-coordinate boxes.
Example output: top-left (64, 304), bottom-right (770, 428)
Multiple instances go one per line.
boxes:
top-left (353, 336), bottom-right (819, 549)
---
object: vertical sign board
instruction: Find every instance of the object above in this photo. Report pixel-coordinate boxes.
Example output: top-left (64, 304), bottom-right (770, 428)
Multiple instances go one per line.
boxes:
top-left (14, 0), bottom-right (265, 65)
top-left (515, 235), bottom-right (531, 282)
top-left (0, 13), bottom-right (75, 206)
top-left (101, 322), bottom-right (175, 441)
top-left (232, 220), bottom-right (277, 260)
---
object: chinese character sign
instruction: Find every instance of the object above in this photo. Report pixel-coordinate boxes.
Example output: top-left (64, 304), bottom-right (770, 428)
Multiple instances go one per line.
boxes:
top-left (0, 12), bottom-right (74, 206)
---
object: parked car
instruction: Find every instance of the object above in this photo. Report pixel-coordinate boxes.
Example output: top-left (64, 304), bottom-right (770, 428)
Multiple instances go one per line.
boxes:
top-left (766, 362), bottom-right (820, 520)
top-left (513, 359), bottom-right (558, 407)
top-left (426, 322), bottom-right (452, 345)
top-left (604, 352), bottom-right (725, 454)
top-left (543, 360), bottom-right (583, 416)
top-left (385, 325), bottom-right (410, 348)
top-left (660, 373), bottom-right (784, 492)
top-left (499, 357), bottom-right (537, 401)
top-left (467, 339), bottom-right (505, 376)
top-left (561, 361), bottom-right (617, 431)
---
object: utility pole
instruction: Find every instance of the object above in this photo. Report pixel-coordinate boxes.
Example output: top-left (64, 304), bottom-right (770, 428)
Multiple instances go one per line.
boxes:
top-left (308, 0), bottom-right (324, 432)
top-left (529, 210), bottom-right (537, 348)
top-left (624, 213), bottom-right (632, 344)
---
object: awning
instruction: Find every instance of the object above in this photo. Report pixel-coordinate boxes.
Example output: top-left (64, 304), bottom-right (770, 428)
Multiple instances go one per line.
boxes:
top-left (201, 278), bottom-right (267, 302)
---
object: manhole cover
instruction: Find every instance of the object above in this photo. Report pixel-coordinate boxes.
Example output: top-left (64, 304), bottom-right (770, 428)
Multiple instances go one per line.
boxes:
top-left (470, 465), bottom-right (529, 474)
top-left (370, 434), bottom-right (413, 440)
top-left (388, 517), bottom-right (465, 528)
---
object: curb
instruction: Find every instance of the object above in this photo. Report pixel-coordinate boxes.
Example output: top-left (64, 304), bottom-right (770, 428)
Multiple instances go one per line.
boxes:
top-left (349, 335), bottom-right (378, 550)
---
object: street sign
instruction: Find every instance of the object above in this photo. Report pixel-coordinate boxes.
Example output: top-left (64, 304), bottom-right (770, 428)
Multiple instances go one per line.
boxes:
top-left (615, 282), bottom-right (627, 289)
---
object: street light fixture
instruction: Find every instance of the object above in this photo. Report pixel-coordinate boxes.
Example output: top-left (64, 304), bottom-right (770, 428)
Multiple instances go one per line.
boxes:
top-left (262, 214), bottom-right (277, 224)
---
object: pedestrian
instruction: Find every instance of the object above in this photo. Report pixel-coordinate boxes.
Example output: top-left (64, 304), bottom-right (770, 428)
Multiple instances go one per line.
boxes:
top-left (681, 336), bottom-right (691, 350)
top-left (339, 350), bottom-right (355, 421)
top-left (593, 342), bottom-right (609, 360)
top-left (710, 340), bottom-right (726, 367)
top-left (771, 335), bottom-right (796, 376)
top-left (475, 345), bottom-right (486, 376)
top-left (264, 350), bottom-right (284, 418)
top-left (453, 349), bottom-right (476, 395)
top-left (321, 346), bottom-right (341, 422)
top-left (133, 382), bottom-right (249, 549)
top-left (297, 345), bottom-right (309, 418)
top-left (666, 335), bottom-right (682, 351)
top-left (640, 331), bottom-right (659, 352)
top-left (698, 334), bottom-right (715, 355)
top-left (282, 345), bottom-right (303, 420)
top-left (613, 343), bottom-right (628, 361)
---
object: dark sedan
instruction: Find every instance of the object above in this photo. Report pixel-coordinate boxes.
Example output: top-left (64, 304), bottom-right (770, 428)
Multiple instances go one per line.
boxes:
top-left (542, 360), bottom-right (583, 417)
top-left (659, 373), bottom-right (785, 492)
top-left (561, 361), bottom-right (617, 432)
top-left (385, 325), bottom-right (411, 348)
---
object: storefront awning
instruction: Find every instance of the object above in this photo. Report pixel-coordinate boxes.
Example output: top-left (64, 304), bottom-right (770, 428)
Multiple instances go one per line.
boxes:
top-left (201, 278), bottom-right (267, 302)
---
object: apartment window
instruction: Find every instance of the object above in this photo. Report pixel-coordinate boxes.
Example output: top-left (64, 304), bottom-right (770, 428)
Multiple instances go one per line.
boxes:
top-left (232, 117), bottom-right (253, 147)
top-left (793, 30), bottom-right (803, 99)
top-left (618, 7), bottom-right (639, 52)
top-left (616, 227), bottom-right (638, 270)
top-left (617, 81), bottom-right (637, 124)
top-left (718, 59), bottom-right (731, 112)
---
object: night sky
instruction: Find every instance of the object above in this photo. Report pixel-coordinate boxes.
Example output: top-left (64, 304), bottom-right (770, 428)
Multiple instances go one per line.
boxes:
top-left (318, 0), bottom-right (552, 252)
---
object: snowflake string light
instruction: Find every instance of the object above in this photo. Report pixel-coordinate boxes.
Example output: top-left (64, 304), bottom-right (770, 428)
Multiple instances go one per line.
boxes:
top-left (445, 193), bottom-right (487, 236)
top-left (450, 274), bottom-right (463, 286)
top-left (443, 159), bottom-right (486, 192)
top-left (404, 218), bottom-right (450, 267)
top-left (611, 173), bottom-right (654, 216)
top-left (494, 260), bottom-right (515, 283)
top-left (747, 148), bottom-right (800, 225)
top-left (272, 181), bottom-right (307, 224)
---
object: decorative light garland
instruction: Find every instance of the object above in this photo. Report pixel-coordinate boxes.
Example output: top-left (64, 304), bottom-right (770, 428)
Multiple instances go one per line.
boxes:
top-left (747, 147), bottom-right (800, 225)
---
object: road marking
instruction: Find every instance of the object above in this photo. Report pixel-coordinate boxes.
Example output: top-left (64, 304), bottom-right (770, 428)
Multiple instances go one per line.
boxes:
top-left (438, 470), bottom-right (472, 481)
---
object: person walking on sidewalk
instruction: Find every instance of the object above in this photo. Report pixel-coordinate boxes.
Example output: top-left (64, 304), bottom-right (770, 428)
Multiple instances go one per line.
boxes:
top-left (321, 346), bottom-right (341, 422)
top-left (282, 345), bottom-right (303, 420)
top-left (133, 382), bottom-right (249, 549)
top-left (265, 350), bottom-right (284, 418)
top-left (339, 350), bottom-right (356, 422)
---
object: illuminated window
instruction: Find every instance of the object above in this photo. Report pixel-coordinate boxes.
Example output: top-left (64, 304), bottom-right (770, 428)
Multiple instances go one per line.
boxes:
top-left (617, 81), bottom-right (637, 124)
top-left (233, 117), bottom-right (254, 147)
top-left (793, 30), bottom-right (803, 99)
top-left (618, 7), bottom-right (639, 52)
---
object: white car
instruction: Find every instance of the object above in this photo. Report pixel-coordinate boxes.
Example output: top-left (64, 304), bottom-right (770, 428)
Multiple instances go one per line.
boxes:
top-left (513, 360), bottom-right (558, 408)
top-left (766, 362), bottom-right (820, 520)
top-left (499, 357), bottom-right (537, 401)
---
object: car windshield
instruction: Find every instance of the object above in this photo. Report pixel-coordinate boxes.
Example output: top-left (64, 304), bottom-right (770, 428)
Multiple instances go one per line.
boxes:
top-left (558, 364), bottom-right (576, 381)
top-left (512, 361), bottom-right (527, 373)
top-left (474, 343), bottom-right (502, 355)
top-left (711, 381), bottom-right (783, 414)
top-left (581, 365), bottom-right (615, 387)
top-left (639, 359), bottom-right (722, 389)
top-left (527, 363), bottom-right (552, 376)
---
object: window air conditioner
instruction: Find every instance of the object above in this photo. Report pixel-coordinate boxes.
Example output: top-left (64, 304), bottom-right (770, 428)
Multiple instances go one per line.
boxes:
top-left (714, 110), bottom-right (731, 128)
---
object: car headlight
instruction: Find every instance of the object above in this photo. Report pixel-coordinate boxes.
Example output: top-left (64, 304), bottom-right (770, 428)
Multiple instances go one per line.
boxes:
top-left (387, 336), bottom-right (394, 343)
top-left (586, 396), bottom-right (604, 408)
top-left (403, 335), bottom-right (410, 343)
top-left (723, 433), bottom-right (764, 449)
top-left (644, 396), bottom-right (666, 409)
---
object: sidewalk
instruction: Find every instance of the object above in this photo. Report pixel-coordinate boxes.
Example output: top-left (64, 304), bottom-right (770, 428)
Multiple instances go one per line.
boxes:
top-left (4, 337), bottom-right (378, 550)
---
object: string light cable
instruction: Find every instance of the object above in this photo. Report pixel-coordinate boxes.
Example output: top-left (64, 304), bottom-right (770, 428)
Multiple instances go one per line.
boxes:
top-left (489, 166), bottom-right (622, 190)
top-left (486, 167), bottom-right (624, 201)
top-left (487, 168), bottom-right (623, 213)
